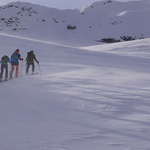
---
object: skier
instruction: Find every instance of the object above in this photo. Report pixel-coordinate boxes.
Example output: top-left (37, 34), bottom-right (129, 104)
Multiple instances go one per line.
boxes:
top-left (26, 50), bottom-right (39, 74)
top-left (10, 49), bottom-right (23, 79)
top-left (0, 55), bottom-right (11, 81)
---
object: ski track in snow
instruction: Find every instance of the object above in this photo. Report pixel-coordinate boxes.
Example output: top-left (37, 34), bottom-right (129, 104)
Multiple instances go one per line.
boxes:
top-left (0, 34), bottom-right (150, 150)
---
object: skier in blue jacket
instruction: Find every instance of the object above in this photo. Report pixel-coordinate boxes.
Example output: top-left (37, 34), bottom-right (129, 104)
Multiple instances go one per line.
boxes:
top-left (10, 49), bottom-right (23, 78)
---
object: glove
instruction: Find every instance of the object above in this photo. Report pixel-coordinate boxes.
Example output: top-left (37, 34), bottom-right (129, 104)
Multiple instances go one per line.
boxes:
top-left (21, 58), bottom-right (23, 61)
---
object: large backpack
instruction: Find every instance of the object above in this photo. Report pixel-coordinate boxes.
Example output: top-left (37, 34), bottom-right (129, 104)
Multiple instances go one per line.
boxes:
top-left (27, 52), bottom-right (33, 61)
top-left (11, 53), bottom-right (18, 62)
top-left (1, 55), bottom-right (8, 63)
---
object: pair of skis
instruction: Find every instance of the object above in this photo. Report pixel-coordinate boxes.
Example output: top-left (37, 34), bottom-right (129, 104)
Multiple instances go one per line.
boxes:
top-left (0, 72), bottom-right (38, 83)
top-left (0, 78), bottom-right (9, 82)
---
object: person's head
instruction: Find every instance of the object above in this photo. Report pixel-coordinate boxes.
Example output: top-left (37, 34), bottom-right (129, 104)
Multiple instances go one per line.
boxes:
top-left (16, 49), bottom-right (19, 53)
top-left (30, 50), bottom-right (34, 53)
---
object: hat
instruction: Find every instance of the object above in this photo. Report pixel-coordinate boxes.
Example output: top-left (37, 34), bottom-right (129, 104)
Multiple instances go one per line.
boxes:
top-left (30, 50), bottom-right (34, 53)
top-left (16, 49), bottom-right (19, 52)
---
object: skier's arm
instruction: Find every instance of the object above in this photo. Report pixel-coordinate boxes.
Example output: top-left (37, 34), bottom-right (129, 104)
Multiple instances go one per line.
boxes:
top-left (33, 55), bottom-right (39, 63)
top-left (18, 54), bottom-right (23, 61)
top-left (8, 57), bottom-right (11, 63)
top-left (10, 54), bottom-right (13, 60)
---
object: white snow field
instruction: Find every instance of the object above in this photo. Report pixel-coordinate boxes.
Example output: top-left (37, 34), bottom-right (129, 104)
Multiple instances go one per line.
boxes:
top-left (0, 0), bottom-right (150, 150)
top-left (0, 33), bottom-right (150, 150)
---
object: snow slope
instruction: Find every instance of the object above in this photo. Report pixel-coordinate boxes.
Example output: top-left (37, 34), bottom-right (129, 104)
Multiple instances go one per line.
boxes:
top-left (0, 33), bottom-right (150, 150)
top-left (0, 0), bottom-right (150, 46)
top-left (1, 1), bottom-right (150, 150)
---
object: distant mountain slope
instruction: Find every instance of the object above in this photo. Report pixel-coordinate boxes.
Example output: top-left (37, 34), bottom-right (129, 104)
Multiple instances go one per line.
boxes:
top-left (0, 0), bottom-right (150, 46)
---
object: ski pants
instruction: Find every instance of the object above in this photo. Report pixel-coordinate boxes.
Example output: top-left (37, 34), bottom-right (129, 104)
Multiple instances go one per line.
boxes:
top-left (26, 63), bottom-right (35, 74)
top-left (10, 64), bottom-right (19, 77)
top-left (0, 64), bottom-right (8, 79)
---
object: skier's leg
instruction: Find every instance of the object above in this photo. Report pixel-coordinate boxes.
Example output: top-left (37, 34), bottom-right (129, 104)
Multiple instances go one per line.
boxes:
top-left (5, 65), bottom-right (8, 79)
top-left (16, 64), bottom-right (19, 77)
top-left (0, 65), bottom-right (4, 79)
top-left (32, 63), bottom-right (35, 73)
top-left (10, 65), bottom-right (14, 78)
top-left (26, 63), bottom-right (30, 74)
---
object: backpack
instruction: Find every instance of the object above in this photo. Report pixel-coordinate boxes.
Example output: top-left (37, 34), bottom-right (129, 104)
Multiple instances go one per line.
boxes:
top-left (27, 52), bottom-right (33, 61)
top-left (1, 55), bottom-right (8, 63)
top-left (11, 53), bottom-right (18, 61)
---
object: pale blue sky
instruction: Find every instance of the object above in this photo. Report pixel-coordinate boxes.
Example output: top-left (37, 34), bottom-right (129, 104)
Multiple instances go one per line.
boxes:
top-left (0, 0), bottom-right (140, 9)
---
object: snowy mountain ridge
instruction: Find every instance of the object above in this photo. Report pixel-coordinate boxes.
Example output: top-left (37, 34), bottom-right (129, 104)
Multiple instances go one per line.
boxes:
top-left (1, 1), bottom-right (150, 150)
top-left (0, 0), bottom-right (150, 46)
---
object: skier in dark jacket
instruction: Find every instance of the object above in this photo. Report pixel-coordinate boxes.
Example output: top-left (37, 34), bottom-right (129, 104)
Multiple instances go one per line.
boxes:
top-left (0, 55), bottom-right (11, 81)
top-left (26, 50), bottom-right (39, 74)
top-left (10, 49), bottom-right (23, 78)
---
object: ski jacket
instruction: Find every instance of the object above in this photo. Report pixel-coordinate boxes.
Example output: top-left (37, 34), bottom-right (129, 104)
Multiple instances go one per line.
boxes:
top-left (0, 55), bottom-right (11, 65)
top-left (26, 52), bottom-right (38, 64)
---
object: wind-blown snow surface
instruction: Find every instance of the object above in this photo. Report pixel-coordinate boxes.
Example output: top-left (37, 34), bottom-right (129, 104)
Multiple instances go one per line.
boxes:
top-left (0, 33), bottom-right (150, 150)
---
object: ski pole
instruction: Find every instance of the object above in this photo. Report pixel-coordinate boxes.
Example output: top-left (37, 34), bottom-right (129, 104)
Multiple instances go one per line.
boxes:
top-left (20, 60), bottom-right (23, 77)
top-left (38, 63), bottom-right (42, 74)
